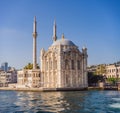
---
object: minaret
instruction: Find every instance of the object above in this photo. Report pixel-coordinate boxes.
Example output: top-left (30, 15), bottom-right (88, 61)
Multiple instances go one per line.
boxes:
top-left (61, 33), bottom-right (65, 39)
top-left (53, 20), bottom-right (57, 42)
top-left (82, 46), bottom-right (88, 87)
top-left (32, 16), bottom-right (37, 69)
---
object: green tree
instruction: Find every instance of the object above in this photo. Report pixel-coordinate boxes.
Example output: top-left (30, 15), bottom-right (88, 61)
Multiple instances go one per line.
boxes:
top-left (88, 72), bottom-right (104, 86)
top-left (24, 63), bottom-right (40, 69)
top-left (107, 78), bottom-right (117, 85)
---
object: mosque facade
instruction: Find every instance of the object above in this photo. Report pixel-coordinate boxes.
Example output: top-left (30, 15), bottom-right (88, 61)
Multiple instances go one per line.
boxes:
top-left (17, 17), bottom-right (88, 90)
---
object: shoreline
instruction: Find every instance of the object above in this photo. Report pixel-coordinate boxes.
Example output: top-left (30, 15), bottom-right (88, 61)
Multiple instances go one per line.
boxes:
top-left (0, 86), bottom-right (118, 92)
top-left (0, 87), bottom-right (43, 92)
top-left (0, 87), bottom-right (88, 92)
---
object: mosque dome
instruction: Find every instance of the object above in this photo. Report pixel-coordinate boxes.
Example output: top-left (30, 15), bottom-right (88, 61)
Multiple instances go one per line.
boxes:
top-left (52, 39), bottom-right (76, 46)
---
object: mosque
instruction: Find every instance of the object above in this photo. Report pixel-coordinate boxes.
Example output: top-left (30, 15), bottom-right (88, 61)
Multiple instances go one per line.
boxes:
top-left (17, 17), bottom-right (88, 90)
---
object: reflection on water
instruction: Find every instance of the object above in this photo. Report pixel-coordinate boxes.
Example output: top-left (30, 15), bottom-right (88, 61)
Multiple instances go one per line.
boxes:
top-left (14, 91), bottom-right (87, 113)
top-left (0, 90), bottom-right (120, 113)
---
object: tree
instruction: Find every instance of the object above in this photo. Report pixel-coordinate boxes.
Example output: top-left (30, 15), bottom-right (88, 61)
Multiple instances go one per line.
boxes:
top-left (24, 63), bottom-right (40, 69)
top-left (88, 72), bottom-right (104, 86)
top-left (107, 78), bottom-right (117, 85)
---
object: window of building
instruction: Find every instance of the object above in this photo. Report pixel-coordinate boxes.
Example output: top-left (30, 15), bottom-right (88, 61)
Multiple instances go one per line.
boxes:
top-left (110, 70), bottom-right (111, 73)
top-left (33, 73), bottom-right (35, 77)
top-left (49, 60), bottom-right (52, 70)
top-left (46, 61), bottom-right (48, 70)
top-left (71, 60), bottom-right (74, 70)
top-left (50, 60), bottom-right (52, 69)
top-left (117, 69), bottom-right (118, 72)
top-left (54, 60), bottom-right (57, 69)
top-left (66, 74), bottom-right (68, 85)
top-left (77, 60), bottom-right (80, 70)
top-left (65, 59), bottom-right (69, 69)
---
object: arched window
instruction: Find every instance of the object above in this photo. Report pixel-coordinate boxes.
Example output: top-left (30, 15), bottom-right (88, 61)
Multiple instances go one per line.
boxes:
top-left (66, 74), bottom-right (68, 83)
top-left (46, 61), bottom-right (48, 70)
top-left (71, 60), bottom-right (74, 70)
top-left (117, 69), bottom-right (118, 72)
top-left (49, 60), bottom-right (52, 70)
top-left (77, 60), bottom-right (80, 69)
top-left (65, 59), bottom-right (69, 69)
top-left (50, 60), bottom-right (52, 69)
top-left (55, 60), bottom-right (57, 69)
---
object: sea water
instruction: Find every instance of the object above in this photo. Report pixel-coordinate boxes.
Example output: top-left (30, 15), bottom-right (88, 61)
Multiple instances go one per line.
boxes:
top-left (0, 90), bottom-right (120, 113)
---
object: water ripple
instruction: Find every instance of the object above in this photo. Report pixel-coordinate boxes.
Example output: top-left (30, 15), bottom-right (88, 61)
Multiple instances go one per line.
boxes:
top-left (0, 91), bottom-right (120, 112)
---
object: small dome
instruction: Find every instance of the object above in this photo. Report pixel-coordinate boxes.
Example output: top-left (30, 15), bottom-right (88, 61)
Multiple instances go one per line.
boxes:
top-left (52, 39), bottom-right (76, 46)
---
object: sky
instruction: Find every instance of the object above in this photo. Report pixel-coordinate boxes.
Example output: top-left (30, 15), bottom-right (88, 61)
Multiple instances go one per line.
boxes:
top-left (0, 0), bottom-right (120, 69)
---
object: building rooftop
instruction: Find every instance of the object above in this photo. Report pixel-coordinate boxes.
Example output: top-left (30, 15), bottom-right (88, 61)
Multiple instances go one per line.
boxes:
top-left (52, 39), bottom-right (76, 46)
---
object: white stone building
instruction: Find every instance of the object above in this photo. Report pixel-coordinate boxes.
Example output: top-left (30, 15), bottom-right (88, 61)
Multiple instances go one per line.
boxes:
top-left (17, 17), bottom-right (88, 90)
top-left (105, 64), bottom-right (120, 78)
top-left (0, 71), bottom-right (10, 85)
top-left (41, 36), bottom-right (88, 89)
top-left (17, 69), bottom-right (40, 88)
top-left (0, 69), bottom-right (17, 87)
top-left (40, 19), bottom-right (88, 89)
top-left (8, 68), bottom-right (17, 83)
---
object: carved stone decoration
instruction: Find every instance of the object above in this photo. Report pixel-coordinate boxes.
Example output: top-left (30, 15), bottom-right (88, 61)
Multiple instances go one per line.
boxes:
top-left (40, 38), bottom-right (88, 89)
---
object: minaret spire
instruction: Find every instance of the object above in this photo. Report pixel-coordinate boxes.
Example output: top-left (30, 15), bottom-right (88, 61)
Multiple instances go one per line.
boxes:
top-left (62, 33), bottom-right (65, 39)
top-left (33, 16), bottom-right (37, 69)
top-left (53, 19), bottom-right (57, 42)
top-left (33, 16), bottom-right (37, 35)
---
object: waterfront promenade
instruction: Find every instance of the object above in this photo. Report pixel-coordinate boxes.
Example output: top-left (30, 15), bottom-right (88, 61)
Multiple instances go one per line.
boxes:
top-left (0, 87), bottom-right (43, 92)
top-left (0, 86), bottom-right (119, 92)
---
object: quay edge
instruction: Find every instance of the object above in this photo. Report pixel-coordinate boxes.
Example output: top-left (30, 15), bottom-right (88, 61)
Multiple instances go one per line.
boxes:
top-left (0, 87), bottom-right (119, 92)
top-left (0, 87), bottom-right (88, 92)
